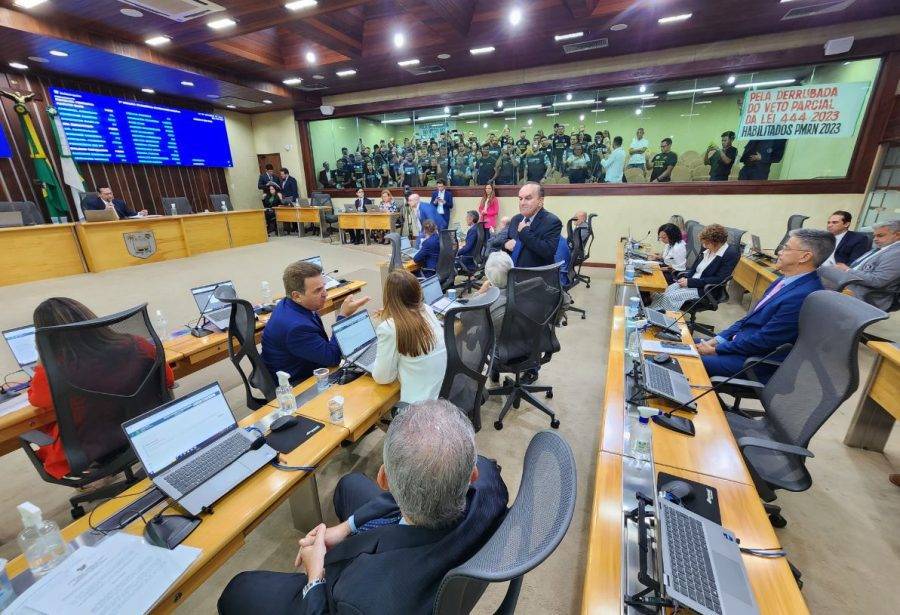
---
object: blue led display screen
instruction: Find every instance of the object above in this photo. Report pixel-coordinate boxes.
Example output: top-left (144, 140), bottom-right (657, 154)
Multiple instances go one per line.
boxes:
top-left (50, 87), bottom-right (233, 167)
top-left (0, 125), bottom-right (11, 158)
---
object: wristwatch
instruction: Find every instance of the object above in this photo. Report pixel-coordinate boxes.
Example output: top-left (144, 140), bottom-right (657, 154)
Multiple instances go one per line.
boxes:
top-left (303, 575), bottom-right (326, 598)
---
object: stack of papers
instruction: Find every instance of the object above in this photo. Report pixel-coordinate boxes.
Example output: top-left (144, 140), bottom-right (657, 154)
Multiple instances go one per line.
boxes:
top-left (641, 339), bottom-right (699, 357)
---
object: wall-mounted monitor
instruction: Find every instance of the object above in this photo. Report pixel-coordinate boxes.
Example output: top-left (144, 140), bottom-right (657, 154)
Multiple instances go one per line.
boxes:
top-left (0, 125), bottom-right (11, 159)
top-left (49, 87), bottom-right (233, 168)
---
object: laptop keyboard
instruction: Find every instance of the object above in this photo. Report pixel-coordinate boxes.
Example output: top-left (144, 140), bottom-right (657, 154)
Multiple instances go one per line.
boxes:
top-left (208, 307), bottom-right (231, 323)
top-left (645, 363), bottom-right (675, 397)
top-left (165, 431), bottom-right (249, 495)
top-left (661, 503), bottom-right (722, 614)
top-left (353, 343), bottom-right (377, 368)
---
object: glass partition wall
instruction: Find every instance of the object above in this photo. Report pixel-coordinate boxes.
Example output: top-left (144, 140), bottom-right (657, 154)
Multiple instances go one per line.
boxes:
top-left (309, 57), bottom-right (880, 190)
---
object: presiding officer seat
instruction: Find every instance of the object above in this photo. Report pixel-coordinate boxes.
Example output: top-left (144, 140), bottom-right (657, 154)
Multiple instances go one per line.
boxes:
top-left (433, 430), bottom-right (576, 615)
top-left (0, 201), bottom-right (43, 225)
top-left (19, 304), bottom-right (172, 518)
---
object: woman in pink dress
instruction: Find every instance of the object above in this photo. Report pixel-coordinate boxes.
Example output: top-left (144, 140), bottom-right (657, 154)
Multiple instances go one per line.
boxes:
top-left (477, 183), bottom-right (500, 231)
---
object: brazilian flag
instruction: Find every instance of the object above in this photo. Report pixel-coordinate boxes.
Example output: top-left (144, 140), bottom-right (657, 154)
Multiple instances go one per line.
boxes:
top-left (13, 101), bottom-right (70, 222)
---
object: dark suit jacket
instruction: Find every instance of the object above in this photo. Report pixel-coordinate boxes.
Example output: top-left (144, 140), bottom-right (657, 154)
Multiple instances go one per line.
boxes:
top-left (303, 456), bottom-right (508, 615)
top-left (681, 245), bottom-right (739, 289)
top-left (258, 172), bottom-right (279, 191)
top-left (281, 176), bottom-right (300, 200)
top-left (716, 271), bottom-right (823, 362)
top-left (81, 195), bottom-right (132, 218)
top-left (507, 207), bottom-right (563, 267)
top-left (413, 233), bottom-right (441, 273)
top-left (352, 197), bottom-right (371, 212)
top-left (457, 225), bottom-right (479, 271)
top-left (430, 189), bottom-right (454, 221)
top-left (260, 298), bottom-right (343, 384)
top-left (832, 230), bottom-right (870, 265)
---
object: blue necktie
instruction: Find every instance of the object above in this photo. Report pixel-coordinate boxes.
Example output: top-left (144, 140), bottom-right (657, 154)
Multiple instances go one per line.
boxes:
top-left (511, 217), bottom-right (530, 264)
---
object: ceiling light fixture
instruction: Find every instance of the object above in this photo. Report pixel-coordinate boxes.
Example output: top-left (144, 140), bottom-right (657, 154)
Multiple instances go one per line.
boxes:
top-left (285, 0), bottom-right (318, 10)
top-left (726, 75), bottom-right (736, 84)
top-left (565, 92), bottom-right (573, 100)
top-left (28, 56), bottom-right (48, 63)
top-left (634, 108), bottom-right (642, 115)
top-left (610, 23), bottom-right (628, 31)
top-left (641, 104), bottom-right (656, 108)
top-left (49, 50), bottom-right (68, 57)
top-left (180, 80), bottom-right (194, 86)
top-left (120, 8), bottom-right (143, 17)
top-left (496, 100), bottom-right (503, 108)
top-left (457, 109), bottom-right (489, 117)
top-left (509, 7), bottom-right (522, 26)
top-left (393, 32), bottom-right (406, 48)
top-left (305, 51), bottom-right (317, 63)
top-left (207, 17), bottom-right (236, 29)
top-left (604, 93), bottom-right (657, 102)
top-left (666, 87), bottom-right (722, 95)
top-left (206, 94), bottom-right (220, 99)
top-left (13, 0), bottom-right (47, 8)
top-left (639, 84), bottom-right (647, 93)
top-left (658, 13), bottom-right (692, 24)
top-left (437, 53), bottom-right (451, 59)
top-left (397, 58), bottom-right (419, 67)
top-left (734, 78), bottom-right (796, 89)
top-left (263, 99), bottom-right (273, 104)
top-left (226, 104), bottom-right (236, 109)
top-left (552, 99), bottom-right (597, 107)
top-left (546, 112), bottom-right (560, 117)
top-left (579, 114), bottom-right (585, 121)
top-left (470, 46), bottom-right (495, 55)
top-left (416, 113), bottom-right (450, 121)
top-left (695, 101), bottom-right (712, 105)
top-left (282, 77), bottom-right (303, 85)
top-left (483, 122), bottom-right (488, 128)
top-left (554, 31), bottom-right (584, 42)
top-left (312, 74), bottom-right (324, 80)
top-left (595, 120), bottom-right (609, 124)
top-left (443, 106), bottom-right (450, 113)
top-left (527, 118), bottom-right (533, 125)
top-left (381, 118), bottom-right (411, 124)
top-left (465, 120), bottom-right (477, 124)
top-left (590, 108), bottom-right (605, 113)
top-left (8, 62), bottom-right (28, 70)
top-left (145, 35), bottom-right (171, 46)
top-left (335, 69), bottom-right (357, 77)
top-left (507, 104), bottom-right (542, 112)
top-left (141, 88), bottom-right (155, 94)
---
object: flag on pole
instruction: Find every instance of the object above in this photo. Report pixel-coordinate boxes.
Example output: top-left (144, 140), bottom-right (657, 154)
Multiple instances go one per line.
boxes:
top-left (48, 106), bottom-right (86, 220)
top-left (12, 101), bottom-right (70, 222)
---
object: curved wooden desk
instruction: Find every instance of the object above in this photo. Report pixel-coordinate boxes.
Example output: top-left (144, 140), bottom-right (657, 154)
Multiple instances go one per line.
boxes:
top-left (0, 223), bottom-right (86, 287)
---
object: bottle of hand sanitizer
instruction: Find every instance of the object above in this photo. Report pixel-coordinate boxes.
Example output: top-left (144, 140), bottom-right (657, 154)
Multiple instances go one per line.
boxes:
top-left (275, 371), bottom-right (297, 417)
top-left (16, 502), bottom-right (69, 576)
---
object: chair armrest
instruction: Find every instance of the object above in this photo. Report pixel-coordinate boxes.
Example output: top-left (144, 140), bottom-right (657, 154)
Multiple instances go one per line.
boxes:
top-left (19, 429), bottom-right (54, 447)
top-left (710, 376), bottom-right (765, 392)
top-left (737, 437), bottom-right (814, 458)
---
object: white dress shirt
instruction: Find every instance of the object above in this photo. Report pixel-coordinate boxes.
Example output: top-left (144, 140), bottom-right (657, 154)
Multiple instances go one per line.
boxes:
top-left (628, 137), bottom-right (649, 165)
top-left (371, 306), bottom-right (447, 403)
top-left (663, 241), bottom-right (687, 271)
top-left (692, 243), bottom-right (729, 278)
top-left (824, 230), bottom-right (847, 266)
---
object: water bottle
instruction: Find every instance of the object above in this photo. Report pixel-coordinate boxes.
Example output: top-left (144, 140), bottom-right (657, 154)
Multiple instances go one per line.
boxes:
top-left (221, 200), bottom-right (228, 212)
top-left (630, 407), bottom-right (654, 462)
top-left (260, 281), bottom-right (273, 307)
top-left (0, 558), bottom-right (16, 610)
top-left (275, 371), bottom-right (297, 417)
top-left (170, 203), bottom-right (177, 216)
top-left (17, 502), bottom-right (69, 576)
top-left (624, 262), bottom-right (635, 283)
top-left (626, 296), bottom-right (640, 320)
top-left (154, 309), bottom-right (169, 340)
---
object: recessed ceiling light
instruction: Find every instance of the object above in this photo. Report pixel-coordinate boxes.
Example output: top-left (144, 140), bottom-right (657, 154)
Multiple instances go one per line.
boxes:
top-left (554, 31), bottom-right (583, 42)
top-left (605, 93), bottom-right (656, 102)
top-left (282, 77), bottom-right (302, 85)
top-left (470, 46), bottom-right (495, 55)
top-left (417, 113), bottom-right (450, 121)
top-left (591, 108), bottom-right (605, 112)
top-left (726, 75), bottom-right (736, 84)
top-left (579, 114), bottom-right (585, 121)
top-left (336, 69), bottom-right (357, 77)
top-left (285, 0), bottom-right (318, 10)
top-left (546, 112), bottom-right (559, 117)
top-left (635, 108), bottom-right (642, 115)
top-left (496, 100), bottom-right (503, 108)
top-left (120, 8), bottom-right (143, 17)
top-left (8, 62), bottom-right (28, 70)
top-left (226, 104), bottom-right (236, 109)
top-left (13, 0), bottom-right (47, 8)
top-left (145, 35), bottom-right (171, 46)
top-left (443, 106), bottom-right (450, 113)
top-left (393, 32), bottom-right (406, 48)
top-left (49, 50), bottom-right (68, 57)
top-left (509, 7), bottom-right (522, 26)
top-left (141, 88), bottom-right (155, 94)
top-left (380, 118), bottom-right (411, 124)
top-left (28, 56), bottom-right (48, 63)
top-left (207, 17), bottom-right (236, 30)
top-left (312, 74), bottom-right (324, 80)
top-left (565, 93), bottom-right (573, 101)
top-left (610, 23), bottom-right (628, 31)
top-left (733, 78), bottom-right (796, 89)
top-left (180, 80), bottom-right (194, 86)
top-left (483, 122), bottom-right (488, 128)
top-left (639, 84), bottom-right (647, 93)
top-left (658, 13), bottom-right (692, 25)
top-left (667, 87), bottom-right (722, 95)
top-left (207, 94), bottom-right (220, 99)
top-left (527, 118), bottom-right (533, 125)
top-left (397, 58), bottom-right (419, 67)
top-left (642, 104), bottom-right (656, 108)
top-left (305, 51), bottom-right (317, 64)
top-left (437, 53), bottom-right (451, 60)
top-left (553, 99), bottom-right (597, 107)
top-left (465, 120), bottom-right (477, 124)
top-left (263, 99), bottom-right (273, 104)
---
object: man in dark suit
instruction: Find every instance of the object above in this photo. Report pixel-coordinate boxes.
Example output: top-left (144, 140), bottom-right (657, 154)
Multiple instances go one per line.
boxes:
top-left (347, 188), bottom-right (371, 244)
top-left (430, 178), bottom-right (454, 224)
top-left (413, 219), bottom-right (441, 275)
top-left (317, 162), bottom-right (335, 189)
top-left (81, 185), bottom-right (146, 219)
top-left (824, 210), bottom-right (870, 266)
top-left (456, 210), bottom-right (480, 273)
top-left (218, 399), bottom-right (508, 615)
top-left (697, 229), bottom-right (834, 382)
top-left (737, 138), bottom-right (786, 180)
top-left (279, 167), bottom-right (300, 202)
top-left (258, 163), bottom-right (279, 191)
top-left (261, 260), bottom-right (369, 384)
top-left (504, 181), bottom-right (563, 267)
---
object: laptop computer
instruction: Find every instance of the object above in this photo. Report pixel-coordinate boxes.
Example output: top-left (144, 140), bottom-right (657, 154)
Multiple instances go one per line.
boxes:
top-left (644, 307), bottom-right (680, 332)
top-left (191, 280), bottom-right (236, 331)
top-left (122, 382), bottom-right (276, 517)
top-left (400, 236), bottom-right (416, 259)
top-left (84, 208), bottom-right (119, 222)
top-left (657, 496), bottom-right (759, 615)
top-left (332, 310), bottom-right (378, 373)
top-left (2, 325), bottom-right (37, 378)
top-left (0, 211), bottom-right (24, 228)
top-left (420, 275), bottom-right (460, 315)
top-left (641, 354), bottom-right (697, 411)
top-left (302, 256), bottom-right (340, 290)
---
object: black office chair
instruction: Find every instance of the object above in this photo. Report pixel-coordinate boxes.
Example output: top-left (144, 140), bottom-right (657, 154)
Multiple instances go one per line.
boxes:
top-left (684, 220), bottom-right (704, 268)
top-left (209, 194), bottom-right (233, 211)
top-left (454, 222), bottom-right (488, 295)
top-left (319, 207), bottom-right (340, 243)
top-left (488, 264), bottom-right (563, 430)
top-left (725, 227), bottom-right (746, 252)
top-left (775, 214), bottom-right (809, 253)
top-left (560, 237), bottom-right (586, 325)
top-left (386, 232), bottom-right (403, 272)
top-left (19, 304), bottom-right (172, 518)
top-left (216, 286), bottom-right (276, 410)
top-left (566, 214), bottom-right (595, 288)
top-left (436, 229), bottom-right (459, 289)
top-left (712, 291), bottom-right (887, 528)
top-left (683, 276), bottom-right (734, 337)
top-left (439, 287), bottom-right (499, 432)
top-left (0, 201), bottom-right (43, 225)
top-left (432, 430), bottom-right (576, 615)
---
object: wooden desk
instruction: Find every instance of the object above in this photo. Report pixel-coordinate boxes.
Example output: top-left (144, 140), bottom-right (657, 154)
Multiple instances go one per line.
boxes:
top-left (0, 224), bottom-right (86, 287)
top-left (733, 256), bottom-right (778, 308)
top-left (273, 206), bottom-right (327, 238)
top-left (75, 211), bottom-right (267, 273)
top-left (338, 212), bottom-right (400, 245)
top-left (844, 341), bottom-right (900, 452)
top-left (0, 282), bottom-right (366, 458)
top-left (613, 241), bottom-right (669, 292)
top-left (378, 257), bottom-right (420, 285)
top-left (582, 452), bottom-right (808, 615)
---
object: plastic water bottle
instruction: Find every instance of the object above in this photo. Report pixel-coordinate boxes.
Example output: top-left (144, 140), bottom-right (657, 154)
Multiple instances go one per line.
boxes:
top-left (626, 296), bottom-right (640, 320)
top-left (154, 309), bottom-right (169, 340)
top-left (170, 203), bottom-right (177, 216)
top-left (260, 281), bottom-right (273, 307)
top-left (275, 371), bottom-right (297, 417)
top-left (624, 262), bottom-right (635, 283)
top-left (630, 407), bottom-right (654, 462)
top-left (0, 558), bottom-right (16, 610)
top-left (221, 201), bottom-right (228, 212)
top-left (17, 502), bottom-right (69, 576)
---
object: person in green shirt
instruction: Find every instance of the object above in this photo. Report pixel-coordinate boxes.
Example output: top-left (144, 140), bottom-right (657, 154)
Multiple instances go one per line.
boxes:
top-left (647, 138), bottom-right (677, 183)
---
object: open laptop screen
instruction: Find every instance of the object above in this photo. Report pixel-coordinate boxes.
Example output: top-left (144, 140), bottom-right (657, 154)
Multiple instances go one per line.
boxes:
top-left (191, 281), bottom-right (234, 315)
top-left (123, 382), bottom-right (236, 477)
top-left (400, 236), bottom-right (411, 251)
top-left (303, 255), bottom-right (324, 270)
top-left (420, 276), bottom-right (444, 305)
top-left (332, 310), bottom-right (376, 357)
top-left (3, 325), bottom-right (37, 367)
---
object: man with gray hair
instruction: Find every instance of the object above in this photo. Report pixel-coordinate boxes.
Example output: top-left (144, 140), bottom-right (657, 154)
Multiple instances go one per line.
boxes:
top-left (696, 228), bottom-right (834, 381)
top-left (218, 400), bottom-right (507, 615)
top-left (818, 219), bottom-right (900, 311)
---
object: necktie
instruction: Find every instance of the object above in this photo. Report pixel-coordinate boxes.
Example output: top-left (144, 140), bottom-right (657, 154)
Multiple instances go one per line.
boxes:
top-left (850, 248), bottom-right (878, 269)
top-left (752, 278), bottom-right (785, 313)
top-left (511, 217), bottom-right (530, 264)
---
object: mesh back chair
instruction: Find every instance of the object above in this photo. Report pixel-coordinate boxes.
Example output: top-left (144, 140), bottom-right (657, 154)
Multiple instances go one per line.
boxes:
top-left (161, 196), bottom-right (192, 215)
top-left (0, 201), bottom-right (44, 225)
top-left (684, 220), bottom-right (704, 268)
top-left (215, 286), bottom-right (276, 410)
top-left (725, 227), bottom-right (747, 252)
top-left (560, 237), bottom-right (587, 325)
top-left (683, 273), bottom-right (735, 337)
top-left (436, 229), bottom-right (459, 290)
top-left (310, 192), bottom-right (332, 208)
top-left (775, 214), bottom-right (810, 253)
top-left (20, 304), bottom-right (172, 518)
top-left (209, 194), bottom-right (233, 211)
top-left (715, 291), bottom-right (887, 527)
top-left (454, 222), bottom-right (488, 294)
top-left (565, 215), bottom-right (595, 287)
top-left (488, 264), bottom-right (563, 430)
top-left (319, 207), bottom-right (340, 243)
top-left (433, 430), bottom-right (576, 615)
top-left (386, 232), bottom-right (403, 272)
top-left (440, 288), bottom-right (499, 432)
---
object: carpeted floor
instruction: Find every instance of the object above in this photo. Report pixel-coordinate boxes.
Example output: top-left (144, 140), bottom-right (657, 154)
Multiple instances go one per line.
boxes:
top-left (0, 235), bottom-right (897, 614)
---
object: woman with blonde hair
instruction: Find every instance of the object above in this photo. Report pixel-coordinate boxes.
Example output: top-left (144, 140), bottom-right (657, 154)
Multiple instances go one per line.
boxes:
top-left (477, 183), bottom-right (500, 231)
top-left (372, 269), bottom-right (447, 403)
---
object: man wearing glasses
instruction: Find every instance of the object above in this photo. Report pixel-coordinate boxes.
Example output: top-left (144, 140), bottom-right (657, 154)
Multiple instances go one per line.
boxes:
top-left (695, 229), bottom-right (834, 382)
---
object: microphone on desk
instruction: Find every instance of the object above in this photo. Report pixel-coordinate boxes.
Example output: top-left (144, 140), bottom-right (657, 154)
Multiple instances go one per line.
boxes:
top-left (189, 282), bottom-right (224, 338)
top-left (650, 275), bottom-right (734, 341)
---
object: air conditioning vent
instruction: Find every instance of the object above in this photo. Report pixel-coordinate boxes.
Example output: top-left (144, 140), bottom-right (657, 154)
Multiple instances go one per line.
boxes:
top-left (782, 0), bottom-right (855, 21)
top-left (563, 38), bottom-right (608, 54)
top-left (118, 0), bottom-right (225, 22)
top-left (403, 64), bottom-right (446, 76)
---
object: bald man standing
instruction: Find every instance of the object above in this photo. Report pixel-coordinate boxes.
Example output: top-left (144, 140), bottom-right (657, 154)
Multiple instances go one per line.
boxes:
top-left (503, 182), bottom-right (562, 267)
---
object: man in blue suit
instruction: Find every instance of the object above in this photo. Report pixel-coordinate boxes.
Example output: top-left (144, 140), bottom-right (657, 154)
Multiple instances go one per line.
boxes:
top-left (504, 182), bottom-right (562, 268)
top-left (697, 229), bottom-right (835, 382)
top-left (218, 399), bottom-right (508, 615)
top-left (824, 210), bottom-right (870, 265)
top-left (413, 219), bottom-right (441, 275)
top-left (82, 185), bottom-right (147, 218)
top-left (456, 210), bottom-right (480, 273)
top-left (261, 260), bottom-right (370, 384)
top-left (410, 193), bottom-right (446, 244)
top-left (279, 167), bottom-right (300, 202)
top-left (430, 178), bottom-right (454, 224)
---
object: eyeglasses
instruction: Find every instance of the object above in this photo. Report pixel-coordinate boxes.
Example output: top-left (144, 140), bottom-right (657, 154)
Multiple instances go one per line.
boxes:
top-left (779, 246), bottom-right (810, 254)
